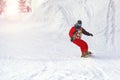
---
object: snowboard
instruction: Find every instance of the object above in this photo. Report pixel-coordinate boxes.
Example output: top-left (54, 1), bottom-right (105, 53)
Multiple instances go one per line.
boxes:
top-left (84, 53), bottom-right (92, 58)
top-left (82, 52), bottom-right (93, 58)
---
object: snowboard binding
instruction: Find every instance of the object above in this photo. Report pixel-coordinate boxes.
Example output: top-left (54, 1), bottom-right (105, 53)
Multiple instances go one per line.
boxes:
top-left (81, 51), bottom-right (92, 58)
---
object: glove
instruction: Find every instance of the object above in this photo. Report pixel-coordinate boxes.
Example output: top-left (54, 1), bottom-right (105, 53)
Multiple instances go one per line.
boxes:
top-left (70, 37), bottom-right (74, 42)
top-left (90, 33), bottom-right (93, 36)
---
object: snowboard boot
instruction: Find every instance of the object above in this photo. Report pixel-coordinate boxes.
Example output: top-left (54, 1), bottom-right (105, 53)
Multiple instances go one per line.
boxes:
top-left (81, 51), bottom-right (92, 57)
top-left (85, 51), bottom-right (92, 57)
top-left (81, 52), bottom-right (88, 57)
top-left (86, 51), bottom-right (92, 55)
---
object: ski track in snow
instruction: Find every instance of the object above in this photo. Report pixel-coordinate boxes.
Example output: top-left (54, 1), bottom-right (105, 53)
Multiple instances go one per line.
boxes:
top-left (0, 58), bottom-right (113, 80)
top-left (1, 57), bottom-right (120, 80)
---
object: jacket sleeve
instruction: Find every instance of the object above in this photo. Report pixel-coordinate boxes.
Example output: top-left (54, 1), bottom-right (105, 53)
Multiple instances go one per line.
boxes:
top-left (69, 27), bottom-right (76, 38)
top-left (82, 28), bottom-right (91, 36)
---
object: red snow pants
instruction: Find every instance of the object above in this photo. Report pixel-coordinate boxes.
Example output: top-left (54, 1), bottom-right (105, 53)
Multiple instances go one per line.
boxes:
top-left (73, 39), bottom-right (88, 55)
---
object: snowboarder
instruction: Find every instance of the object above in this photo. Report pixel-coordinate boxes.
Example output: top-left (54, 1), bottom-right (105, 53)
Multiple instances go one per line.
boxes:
top-left (69, 20), bottom-right (93, 57)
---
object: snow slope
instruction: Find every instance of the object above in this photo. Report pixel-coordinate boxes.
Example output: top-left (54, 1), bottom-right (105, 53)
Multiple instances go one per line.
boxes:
top-left (0, 0), bottom-right (120, 80)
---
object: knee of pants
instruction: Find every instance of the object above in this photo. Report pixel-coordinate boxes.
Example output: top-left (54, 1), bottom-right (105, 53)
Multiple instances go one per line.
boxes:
top-left (80, 47), bottom-right (88, 53)
top-left (82, 41), bottom-right (88, 50)
top-left (73, 39), bottom-right (88, 50)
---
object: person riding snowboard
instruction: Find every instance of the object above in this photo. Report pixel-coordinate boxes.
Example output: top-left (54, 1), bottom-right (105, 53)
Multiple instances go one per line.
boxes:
top-left (69, 20), bottom-right (93, 57)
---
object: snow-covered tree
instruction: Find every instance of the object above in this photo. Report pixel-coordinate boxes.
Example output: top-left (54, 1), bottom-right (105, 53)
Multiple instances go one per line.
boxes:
top-left (18, 0), bottom-right (31, 13)
top-left (0, 0), bottom-right (6, 14)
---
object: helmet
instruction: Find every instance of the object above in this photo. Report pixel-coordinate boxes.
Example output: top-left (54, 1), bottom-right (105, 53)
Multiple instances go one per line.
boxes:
top-left (75, 20), bottom-right (82, 29)
top-left (78, 20), bottom-right (82, 24)
top-left (77, 20), bottom-right (82, 26)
